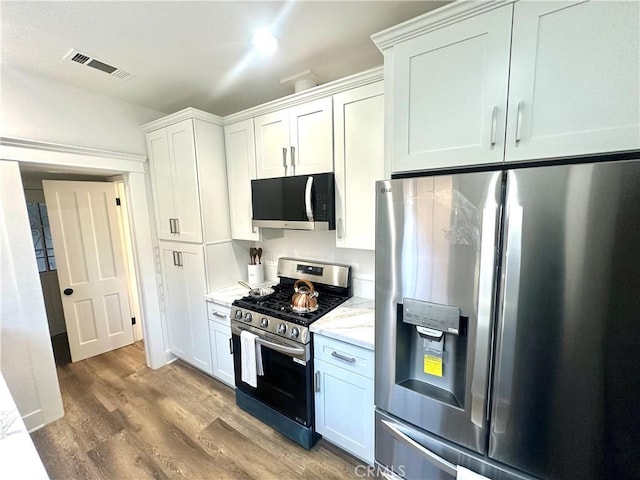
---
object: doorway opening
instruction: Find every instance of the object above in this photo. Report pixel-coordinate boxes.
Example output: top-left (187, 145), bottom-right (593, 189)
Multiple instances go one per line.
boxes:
top-left (21, 167), bottom-right (143, 365)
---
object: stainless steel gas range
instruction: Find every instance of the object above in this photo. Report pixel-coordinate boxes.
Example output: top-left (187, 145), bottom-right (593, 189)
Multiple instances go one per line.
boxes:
top-left (231, 257), bottom-right (352, 449)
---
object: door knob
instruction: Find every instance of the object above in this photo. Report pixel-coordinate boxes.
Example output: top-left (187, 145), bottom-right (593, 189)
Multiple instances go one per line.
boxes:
top-left (63, 288), bottom-right (74, 296)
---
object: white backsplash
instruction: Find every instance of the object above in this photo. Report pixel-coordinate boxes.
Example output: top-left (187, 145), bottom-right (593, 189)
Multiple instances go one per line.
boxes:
top-left (233, 229), bottom-right (375, 299)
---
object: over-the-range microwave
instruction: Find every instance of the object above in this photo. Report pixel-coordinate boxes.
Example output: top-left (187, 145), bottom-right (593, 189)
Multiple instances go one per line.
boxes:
top-left (251, 172), bottom-right (335, 231)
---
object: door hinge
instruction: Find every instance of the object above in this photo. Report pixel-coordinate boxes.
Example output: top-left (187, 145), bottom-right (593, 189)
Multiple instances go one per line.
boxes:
top-left (115, 197), bottom-right (121, 206)
top-left (131, 317), bottom-right (136, 325)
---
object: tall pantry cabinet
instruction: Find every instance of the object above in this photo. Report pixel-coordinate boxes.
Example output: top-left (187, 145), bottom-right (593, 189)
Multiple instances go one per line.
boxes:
top-left (144, 108), bottom-right (232, 375)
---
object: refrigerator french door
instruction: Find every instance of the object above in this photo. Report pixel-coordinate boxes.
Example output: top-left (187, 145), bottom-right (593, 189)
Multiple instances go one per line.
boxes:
top-left (375, 159), bottom-right (640, 480)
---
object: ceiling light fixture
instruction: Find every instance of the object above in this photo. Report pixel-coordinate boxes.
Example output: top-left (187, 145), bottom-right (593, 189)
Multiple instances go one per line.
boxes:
top-left (251, 28), bottom-right (278, 55)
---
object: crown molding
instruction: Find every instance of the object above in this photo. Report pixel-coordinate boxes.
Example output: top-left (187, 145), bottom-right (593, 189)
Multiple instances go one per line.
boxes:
top-left (222, 66), bottom-right (383, 125)
top-left (142, 107), bottom-right (224, 132)
top-left (0, 137), bottom-right (146, 162)
top-left (372, 0), bottom-right (514, 51)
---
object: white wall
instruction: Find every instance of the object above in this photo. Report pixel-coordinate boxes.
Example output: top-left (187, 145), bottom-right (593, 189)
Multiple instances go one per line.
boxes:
top-left (0, 66), bottom-right (166, 155)
top-left (0, 161), bottom-right (64, 431)
top-left (250, 230), bottom-right (375, 299)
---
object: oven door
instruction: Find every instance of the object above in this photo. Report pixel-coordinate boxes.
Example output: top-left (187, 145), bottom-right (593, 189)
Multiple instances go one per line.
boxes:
top-left (231, 322), bottom-right (313, 427)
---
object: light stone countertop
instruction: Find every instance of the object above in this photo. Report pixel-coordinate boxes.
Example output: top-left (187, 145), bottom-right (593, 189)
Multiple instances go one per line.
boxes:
top-left (0, 374), bottom-right (49, 479)
top-left (204, 281), bottom-right (276, 308)
top-left (310, 296), bottom-right (375, 351)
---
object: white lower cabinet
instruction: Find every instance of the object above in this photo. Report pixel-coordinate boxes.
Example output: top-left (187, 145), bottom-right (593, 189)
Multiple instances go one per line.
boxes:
top-left (207, 301), bottom-right (235, 387)
top-left (314, 334), bottom-right (374, 464)
top-left (160, 242), bottom-right (211, 374)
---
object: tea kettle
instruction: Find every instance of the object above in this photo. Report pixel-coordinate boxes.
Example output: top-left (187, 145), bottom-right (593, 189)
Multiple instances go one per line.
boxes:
top-left (291, 279), bottom-right (319, 313)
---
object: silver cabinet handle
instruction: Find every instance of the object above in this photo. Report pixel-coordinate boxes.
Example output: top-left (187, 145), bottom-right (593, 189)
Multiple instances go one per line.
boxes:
top-left (315, 371), bottom-right (321, 393)
top-left (282, 147), bottom-right (288, 175)
top-left (212, 311), bottom-right (226, 318)
top-left (337, 218), bottom-right (343, 239)
top-left (515, 101), bottom-right (523, 144)
top-left (490, 105), bottom-right (498, 146)
top-left (305, 176), bottom-right (314, 222)
top-left (177, 251), bottom-right (184, 267)
top-left (172, 251), bottom-right (179, 266)
top-left (290, 145), bottom-right (296, 175)
top-left (493, 173), bottom-right (523, 434)
top-left (169, 218), bottom-right (175, 233)
top-left (381, 419), bottom-right (457, 477)
top-left (174, 218), bottom-right (180, 234)
top-left (331, 351), bottom-right (355, 363)
top-left (471, 203), bottom-right (499, 427)
top-left (229, 337), bottom-right (233, 355)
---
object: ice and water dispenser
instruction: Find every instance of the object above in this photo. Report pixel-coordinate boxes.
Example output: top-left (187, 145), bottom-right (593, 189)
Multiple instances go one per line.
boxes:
top-left (395, 298), bottom-right (468, 409)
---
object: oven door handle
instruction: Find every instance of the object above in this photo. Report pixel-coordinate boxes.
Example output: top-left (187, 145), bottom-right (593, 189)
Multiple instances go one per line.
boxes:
top-left (256, 337), bottom-right (305, 356)
top-left (233, 324), bottom-right (306, 357)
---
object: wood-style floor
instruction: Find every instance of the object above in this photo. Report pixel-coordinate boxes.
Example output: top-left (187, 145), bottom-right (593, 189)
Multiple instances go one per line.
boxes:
top-left (31, 342), bottom-right (363, 480)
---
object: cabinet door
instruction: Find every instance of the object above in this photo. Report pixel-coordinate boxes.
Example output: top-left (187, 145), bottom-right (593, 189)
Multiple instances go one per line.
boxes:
top-left (392, 4), bottom-right (512, 171)
top-left (147, 128), bottom-right (176, 241)
top-left (254, 110), bottom-right (289, 178)
top-left (289, 97), bottom-right (334, 175)
top-left (160, 242), bottom-right (210, 374)
top-left (505, 1), bottom-right (640, 162)
top-left (160, 244), bottom-right (191, 359)
top-left (167, 119), bottom-right (203, 243)
top-left (224, 120), bottom-right (260, 241)
top-left (209, 320), bottom-right (235, 387)
top-left (315, 358), bottom-right (374, 464)
top-left (334, 82), bottom-right (384, 250)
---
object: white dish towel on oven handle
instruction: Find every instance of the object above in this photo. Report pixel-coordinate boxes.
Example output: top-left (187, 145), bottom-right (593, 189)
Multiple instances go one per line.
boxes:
top-left (240, 330), bottom-right (264, 387)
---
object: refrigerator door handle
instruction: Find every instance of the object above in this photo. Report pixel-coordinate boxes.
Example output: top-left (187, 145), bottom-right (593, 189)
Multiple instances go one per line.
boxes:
top-left (493, 199), bottom-right (524, 434)
top-left (471, 206), bottom-right (499, 427)
top-left (381, 419), bottom-right (458, 477)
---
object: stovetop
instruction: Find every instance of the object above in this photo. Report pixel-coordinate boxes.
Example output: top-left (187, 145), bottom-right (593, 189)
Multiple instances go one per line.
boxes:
top-left (233, 284), bottom-right (349, 326)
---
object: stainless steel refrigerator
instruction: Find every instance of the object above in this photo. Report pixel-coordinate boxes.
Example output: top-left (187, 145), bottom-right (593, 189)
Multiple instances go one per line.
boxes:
top-left (375, 158), bottom-right (640, 480)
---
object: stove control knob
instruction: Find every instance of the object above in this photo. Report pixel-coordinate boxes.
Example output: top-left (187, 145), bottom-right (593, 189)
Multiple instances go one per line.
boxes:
top-left (244, 312), bottom-right (253, 323)
top-left (290, 327), bottom-right (300, 339)
top-left (260, 318), bottom-right (269, 328)
top-left (234, 310), bottom-right (243, 320)
top-left (277, 323), bottom-right (287, 335)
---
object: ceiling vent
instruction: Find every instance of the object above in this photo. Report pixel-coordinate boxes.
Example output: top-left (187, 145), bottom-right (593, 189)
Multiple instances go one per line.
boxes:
top-left (63, 48), bottom-right (134, 81)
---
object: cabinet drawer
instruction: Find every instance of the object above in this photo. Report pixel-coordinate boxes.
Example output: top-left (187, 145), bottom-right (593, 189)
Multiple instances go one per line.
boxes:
top-left (314, 334), bottom-right (374, 379)
top-left (207, 301), bottom-right (230, 326)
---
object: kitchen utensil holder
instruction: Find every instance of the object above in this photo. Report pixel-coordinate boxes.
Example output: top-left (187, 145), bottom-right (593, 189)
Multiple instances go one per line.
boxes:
top-left (247, 263), bottom-right (264, 287)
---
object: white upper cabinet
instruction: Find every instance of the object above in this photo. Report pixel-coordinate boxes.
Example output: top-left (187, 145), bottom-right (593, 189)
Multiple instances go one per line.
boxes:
top-left (224, 119), bottom-right (260, 241)
top-left (147, 119), bottom-right (202, 242)
top-left (145, 111), bottom-right (229, 244)
top-left (390, 5), bottom-right (512, 171)
top-left (254, 97), bottom-right (333, 178)
top-left (333, 81), bottom-right (384, 250)
top-left (505, 0), bottom-right (640, 162)
top-left (375, 0), bottom-right (640, 173)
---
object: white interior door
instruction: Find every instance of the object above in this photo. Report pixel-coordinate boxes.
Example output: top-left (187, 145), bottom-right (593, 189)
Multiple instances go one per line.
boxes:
top-left (43, 180), bottom-right (134, 362)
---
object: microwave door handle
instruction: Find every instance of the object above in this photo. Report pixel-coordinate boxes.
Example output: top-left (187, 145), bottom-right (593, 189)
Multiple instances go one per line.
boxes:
top-left (305, 176), bottom-right (314, 222)
top-left (381, 419), bottom-right (457, 477)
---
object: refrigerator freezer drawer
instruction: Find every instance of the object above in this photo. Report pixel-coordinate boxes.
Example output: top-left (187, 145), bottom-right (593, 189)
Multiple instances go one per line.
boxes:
top-left (375, 410), bottom-right (533, 480)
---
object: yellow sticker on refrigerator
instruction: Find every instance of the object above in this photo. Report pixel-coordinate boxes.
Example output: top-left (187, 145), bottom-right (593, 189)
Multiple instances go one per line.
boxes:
top-left (424, 355), bottom-right (443, 377)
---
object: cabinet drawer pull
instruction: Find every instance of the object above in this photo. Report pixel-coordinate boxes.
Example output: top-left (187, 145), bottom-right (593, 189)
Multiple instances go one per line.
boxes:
top-left (229, 337), bottom-right (233, 355)
top-left (331, 351), bottom-right (356, 363)
top-left (169, 218), bottom-right (175, 233)
top-left (174, 218), bottom-right (180, 234)
top-left (337, 218), bottom-right (343, 239)
top-left (211, 311), bottom-right (226, 318)
top-left (315, 371), bottom-right (321, 392)
top-left (490, 105), bottom-right (498, 146)
top-left (515, 101), bottom-right (524, 144)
